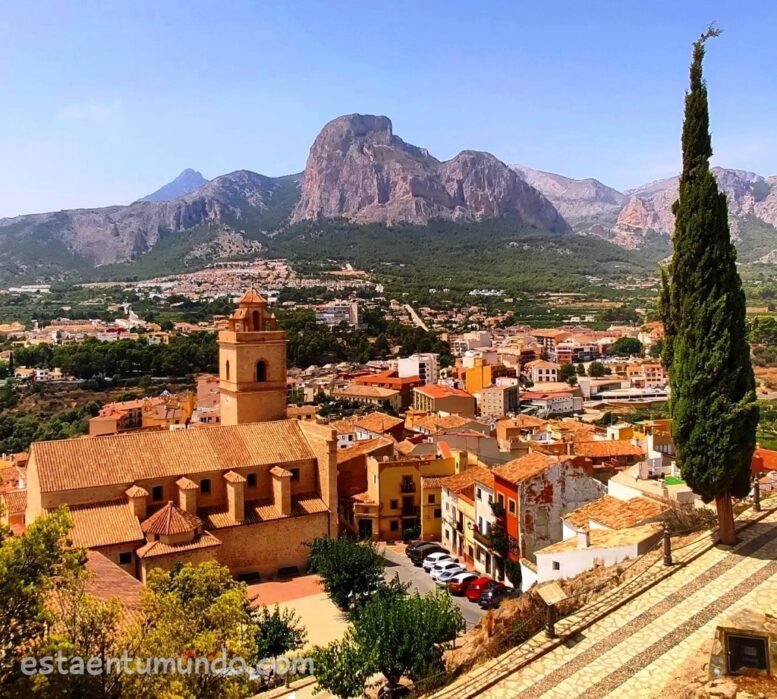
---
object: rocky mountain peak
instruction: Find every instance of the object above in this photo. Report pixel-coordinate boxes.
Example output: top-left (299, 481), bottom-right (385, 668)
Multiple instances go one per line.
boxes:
top-left (291, 113), bottom-right (568, 232)
top-left (140, 168), bottom-right (209, 202)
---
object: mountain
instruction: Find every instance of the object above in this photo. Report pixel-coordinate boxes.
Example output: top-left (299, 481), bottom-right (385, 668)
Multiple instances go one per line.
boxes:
top-left (140, 168), bottom-right (209, 202)
top-left (513, 164), bottom-right (777, 255)
top-left (291, 114), bottom-right (569, 233)
top-left (0, 171), bottom-right (301, 281)
top-left (511, 164), bottom-right (627, 234)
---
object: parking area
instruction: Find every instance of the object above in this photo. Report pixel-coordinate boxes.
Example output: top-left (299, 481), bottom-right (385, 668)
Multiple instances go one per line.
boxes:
top-left (382, 545), bottom-right (486, 629)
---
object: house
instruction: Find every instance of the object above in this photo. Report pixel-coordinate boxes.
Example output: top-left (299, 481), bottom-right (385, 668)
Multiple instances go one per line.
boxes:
top-left (572, 439), bottom-right (645, 475)
top-left (351, 370), bottom-right (422, 409)
top-left (561, 495), bottom-right (668, 539)
top-left (412, 384), bottom-right (477, 418)
top-left (492, 452), bottom-right (604, 561)
top-left (336, 437), bottom-right (395, 504)
top-left (353, 411), bottom-right (405, 441)
top-left (533, 524), bottom-right (662, 583)
top-left (398, 353), bottom-right (439, 385)
top-left (23, 290), bottom-right (338, 584)
top-left (525, 359), bottom-right (560, 384)
top-left (479, 383), bottom-right (520, 418)
top-left (496, 415), bottom-right (548, 451)
top-left (411, 413), bottom-right (489, 437)
top-left (329, 417), bottom-right (359, 449)
top-left (332, 384), bottom-right (402, 413)
top-left (530, 329), bottom-right (571, 355)
top-left (343, 446), bottom-right (457, 541)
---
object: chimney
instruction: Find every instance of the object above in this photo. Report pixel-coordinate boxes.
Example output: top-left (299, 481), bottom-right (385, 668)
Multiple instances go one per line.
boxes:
top-left (125, 485), bottom-right (148, 520)
top-left (577, 530), bottom-right (590, 549)
top-left (223, 471), bottom-right (247, 523)
top-left (270, 466), bottom-right (292, 516)
top-left (176, 477), bottom-right (198, 514)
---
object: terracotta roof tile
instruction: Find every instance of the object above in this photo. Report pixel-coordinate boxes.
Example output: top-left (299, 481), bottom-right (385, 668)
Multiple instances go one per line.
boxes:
top-left (494, 453), bottom-right (557, 485)
top-left (415, 414), bottom-right (474, 433)
top-left (141, 501), bottom-right (202, 536)
top-left (440, 465), bottom-right (494, 493)
top-left (336, 437), bottom-right (394, 464)
top-left (334, 385), bottom-right (399, 399)
top-left (269, 466), bottom-right (292, 479)
top-left (200, 493), bottom-right (327, 529)
top-left (65, 500), bottom-right (144, 549)
top-left (563, 495), bottom-right (667, 531)
top-left (137, 531), bottom-right (222, 559)
top-left (176, 477), bottom-right (198, 491)
top-left (415, 384), bottom-right (473, 400)
top-left (125, 485), bottom-right (149, 498)
top-left (2, 489), bottom-right (26, 515)
top-left (31, 420), bottom-right (315, 493)
top-left (223, 470), bottom-right (247, 483)
top-left (238, 287), bottom-right (267, 304)
top-left (354, 412), bottom-right (404, 434)
top-left (572, 440), bottom-right (645, 459)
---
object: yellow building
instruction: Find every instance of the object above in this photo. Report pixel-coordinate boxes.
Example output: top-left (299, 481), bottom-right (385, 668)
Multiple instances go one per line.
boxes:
top-left (219, 288), bottom-right (288, 425)
top-left (348, 446), bottom-right (459, 541)
top-left (464, 358), bottom-right (493, 394)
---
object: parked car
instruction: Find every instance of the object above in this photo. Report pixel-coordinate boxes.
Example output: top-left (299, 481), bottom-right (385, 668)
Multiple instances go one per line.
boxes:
top-left (404, 540), bottom-right (426, 556)
top-left (465, 576), bottom-right (498, 602)
top-left (430, 561), bottom-right (465, 581)
top-left (422, 551), bottom-right (457, 572)
top-left (408, 543), bottom-right (447, 566)
top-left (478, 584), bottom-right (511, 609)
top-left (447, 572), bottom-right (479, 595)
top-left (437, 569), bottom-right (474, 587)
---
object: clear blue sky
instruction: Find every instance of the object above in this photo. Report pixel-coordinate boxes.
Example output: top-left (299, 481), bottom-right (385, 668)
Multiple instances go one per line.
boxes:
top-left (1, 1), bottom-right (775, 217)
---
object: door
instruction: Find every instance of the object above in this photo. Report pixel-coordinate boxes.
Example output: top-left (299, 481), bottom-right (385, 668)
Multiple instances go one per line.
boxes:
top-left (358, 518), bottom-right (373, 540)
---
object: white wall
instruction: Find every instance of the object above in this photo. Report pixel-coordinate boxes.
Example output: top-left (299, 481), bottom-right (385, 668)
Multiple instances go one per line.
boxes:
top-left (536, 543), bottom-right (638, 582)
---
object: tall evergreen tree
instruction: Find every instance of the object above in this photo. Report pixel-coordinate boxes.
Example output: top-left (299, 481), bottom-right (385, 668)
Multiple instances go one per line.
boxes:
top-left (660, 27), bottom-right (758, 544)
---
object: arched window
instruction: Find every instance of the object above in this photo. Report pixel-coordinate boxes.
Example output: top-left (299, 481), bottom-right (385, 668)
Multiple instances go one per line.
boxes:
top-left (252, 310), bottom-right (261, 331)
top-left (256, 360), bottom-right (267, 382)
top-left (225, 360), bottom-right (230, 381)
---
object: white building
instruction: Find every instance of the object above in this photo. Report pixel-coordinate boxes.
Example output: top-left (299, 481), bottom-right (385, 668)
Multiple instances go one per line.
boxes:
top-left (315, 301), bottom-right (359, 327)
top-left (398, 353), bottom-right (439, 385)
top-left (472, 474), bottom-right (499, 579)
top-left (533, 524), bottom-right (662, 583)
top-left (525, 360), bottom-right (559, 384)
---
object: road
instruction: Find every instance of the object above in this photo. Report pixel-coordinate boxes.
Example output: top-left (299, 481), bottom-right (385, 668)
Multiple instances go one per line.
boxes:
top-left (403, 303), bottom-right (430, 332)
top-left (382, 546), bottom-right (485, 630)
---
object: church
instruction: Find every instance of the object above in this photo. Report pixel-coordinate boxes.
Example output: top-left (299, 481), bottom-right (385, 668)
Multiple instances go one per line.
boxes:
top-left (24, 290), bottom-right (338, 582)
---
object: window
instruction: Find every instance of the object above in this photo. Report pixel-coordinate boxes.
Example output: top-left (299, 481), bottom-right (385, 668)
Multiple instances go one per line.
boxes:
top-left (434, 508), bottom-right (441, 518)
top-left (427, 493), bottom-right (435, 504)
top-left (252, 309), bottom-right (261, 331)
top-left (119, 552), bottom-right (132, 565)
top-left (498, 493), bottom-right (505, 507)
top-left (552, 561), bottom-right (560, 571)
top-left (476, 487), bottom-right (482, 500)
top-left (390, 520), bottom-right (399, 532)
top-left (247, 473), bottom-right (257, 488)
top-left (290, 468), bottom-right (300, 482)
top-left (200, 478), bottom-right (211, 494)
top-left (390, 499), bottom-right (398, 510)
top-left (225, 360), bottom-right (230, 381)
top-left (508, 499), bottom-right (516, 514)
top-left (256, 360), bottom-right (267, 382)
top-left (152, 485), bottom-right (163, 501)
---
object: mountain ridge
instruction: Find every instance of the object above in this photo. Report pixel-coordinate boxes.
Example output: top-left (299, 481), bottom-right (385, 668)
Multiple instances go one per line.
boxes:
top-left (139, 168), bottom-right (209, 202)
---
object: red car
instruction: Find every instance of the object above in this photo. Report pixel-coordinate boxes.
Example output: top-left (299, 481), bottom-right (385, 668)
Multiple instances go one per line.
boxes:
top-left (465, 576), bottom-right (498, 602)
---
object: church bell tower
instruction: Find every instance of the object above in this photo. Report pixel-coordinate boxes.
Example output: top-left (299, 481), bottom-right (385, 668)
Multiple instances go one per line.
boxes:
top-left (218, 288), bottom-right (287, 425)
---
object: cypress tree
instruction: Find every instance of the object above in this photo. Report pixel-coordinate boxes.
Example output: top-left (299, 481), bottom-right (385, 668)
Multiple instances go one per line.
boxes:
top-left (660, 27), bottom-right (758, 545)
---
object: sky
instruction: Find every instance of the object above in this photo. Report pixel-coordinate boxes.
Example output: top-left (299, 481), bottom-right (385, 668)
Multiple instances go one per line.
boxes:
top-left (1, 1), bottom-right (776, 218)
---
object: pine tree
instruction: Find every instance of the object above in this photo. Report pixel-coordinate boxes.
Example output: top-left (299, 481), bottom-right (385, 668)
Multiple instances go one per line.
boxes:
top-left (660, 27), bottom-right (758, 544)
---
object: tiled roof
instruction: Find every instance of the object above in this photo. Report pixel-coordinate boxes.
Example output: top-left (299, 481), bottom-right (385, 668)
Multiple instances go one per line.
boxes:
top-left (337, 437), bottom-right (395, 464)
top-left (223, 470), bottom-right (247, 483)
top-left (440, 465), bottom-right (494, 494)
top-left (421, 476), bottom-right (446, 489)
top-left (84, 551), bottom-right (142, 616)
top-left (141, 501), bottom-right (202, 536)
top-left (125, 485), bottom-right (149, 498)
top-left (238, 287), bottom-right (266, 304)
top-left (334, 384), bottom-right (399, 399)
top-left (137, 531), bottom-right (222, 559)
top-left (525, 360), bottom-right (560, 369)
top-left (414, 384), bottom-right (473, 399)
top-left (66, 500), bottom-right (144, 549)
top-left (563, 496), bottom-right (667, 531)
top-left (354, 412), bottom-right (404, 434)
top-left (572, 440), bottom-right (644, 459)
top-left (494, 453), bottom-right (557, 485)
top-left (415, 414), bottom-right (474, 433)
top-left (350, 491), bottom-right (376, 505)
top-left (329, 418), bottom-right (357, 435)
top-left (2, 489), bottom-right (26, 515)
top-left (200, 493), bottom-right (328, 529)
top-left (498, 415), bottom-right (547, 429)
top-left (176, 477), bottom-right (198, 491)
top-left (535, 523), bottom-right (662, 555)
top-left (31, 420), bottom-right (315, 493)
top-left (269, 466), bottom-right (292, 478)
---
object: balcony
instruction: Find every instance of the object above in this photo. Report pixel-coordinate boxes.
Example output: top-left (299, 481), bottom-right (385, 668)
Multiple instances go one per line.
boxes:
top-left (401, 505), bottom-right (419, 518)
top-left (473, 527), bottom-right (491, 547)
top-left (399, 481), bottom-right (416, 494)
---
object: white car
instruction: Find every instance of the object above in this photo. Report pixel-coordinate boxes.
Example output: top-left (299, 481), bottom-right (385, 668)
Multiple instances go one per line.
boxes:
top-left (435, 568), bottom-right (472, 586)
top-left (422, 552), bottom-right (456, 572)
top-left (430, 561), bottom-right (465, 581)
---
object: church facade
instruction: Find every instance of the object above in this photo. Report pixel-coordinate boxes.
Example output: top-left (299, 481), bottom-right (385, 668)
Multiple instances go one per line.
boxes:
top-left (24, 290), bottom-right (337, 582)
